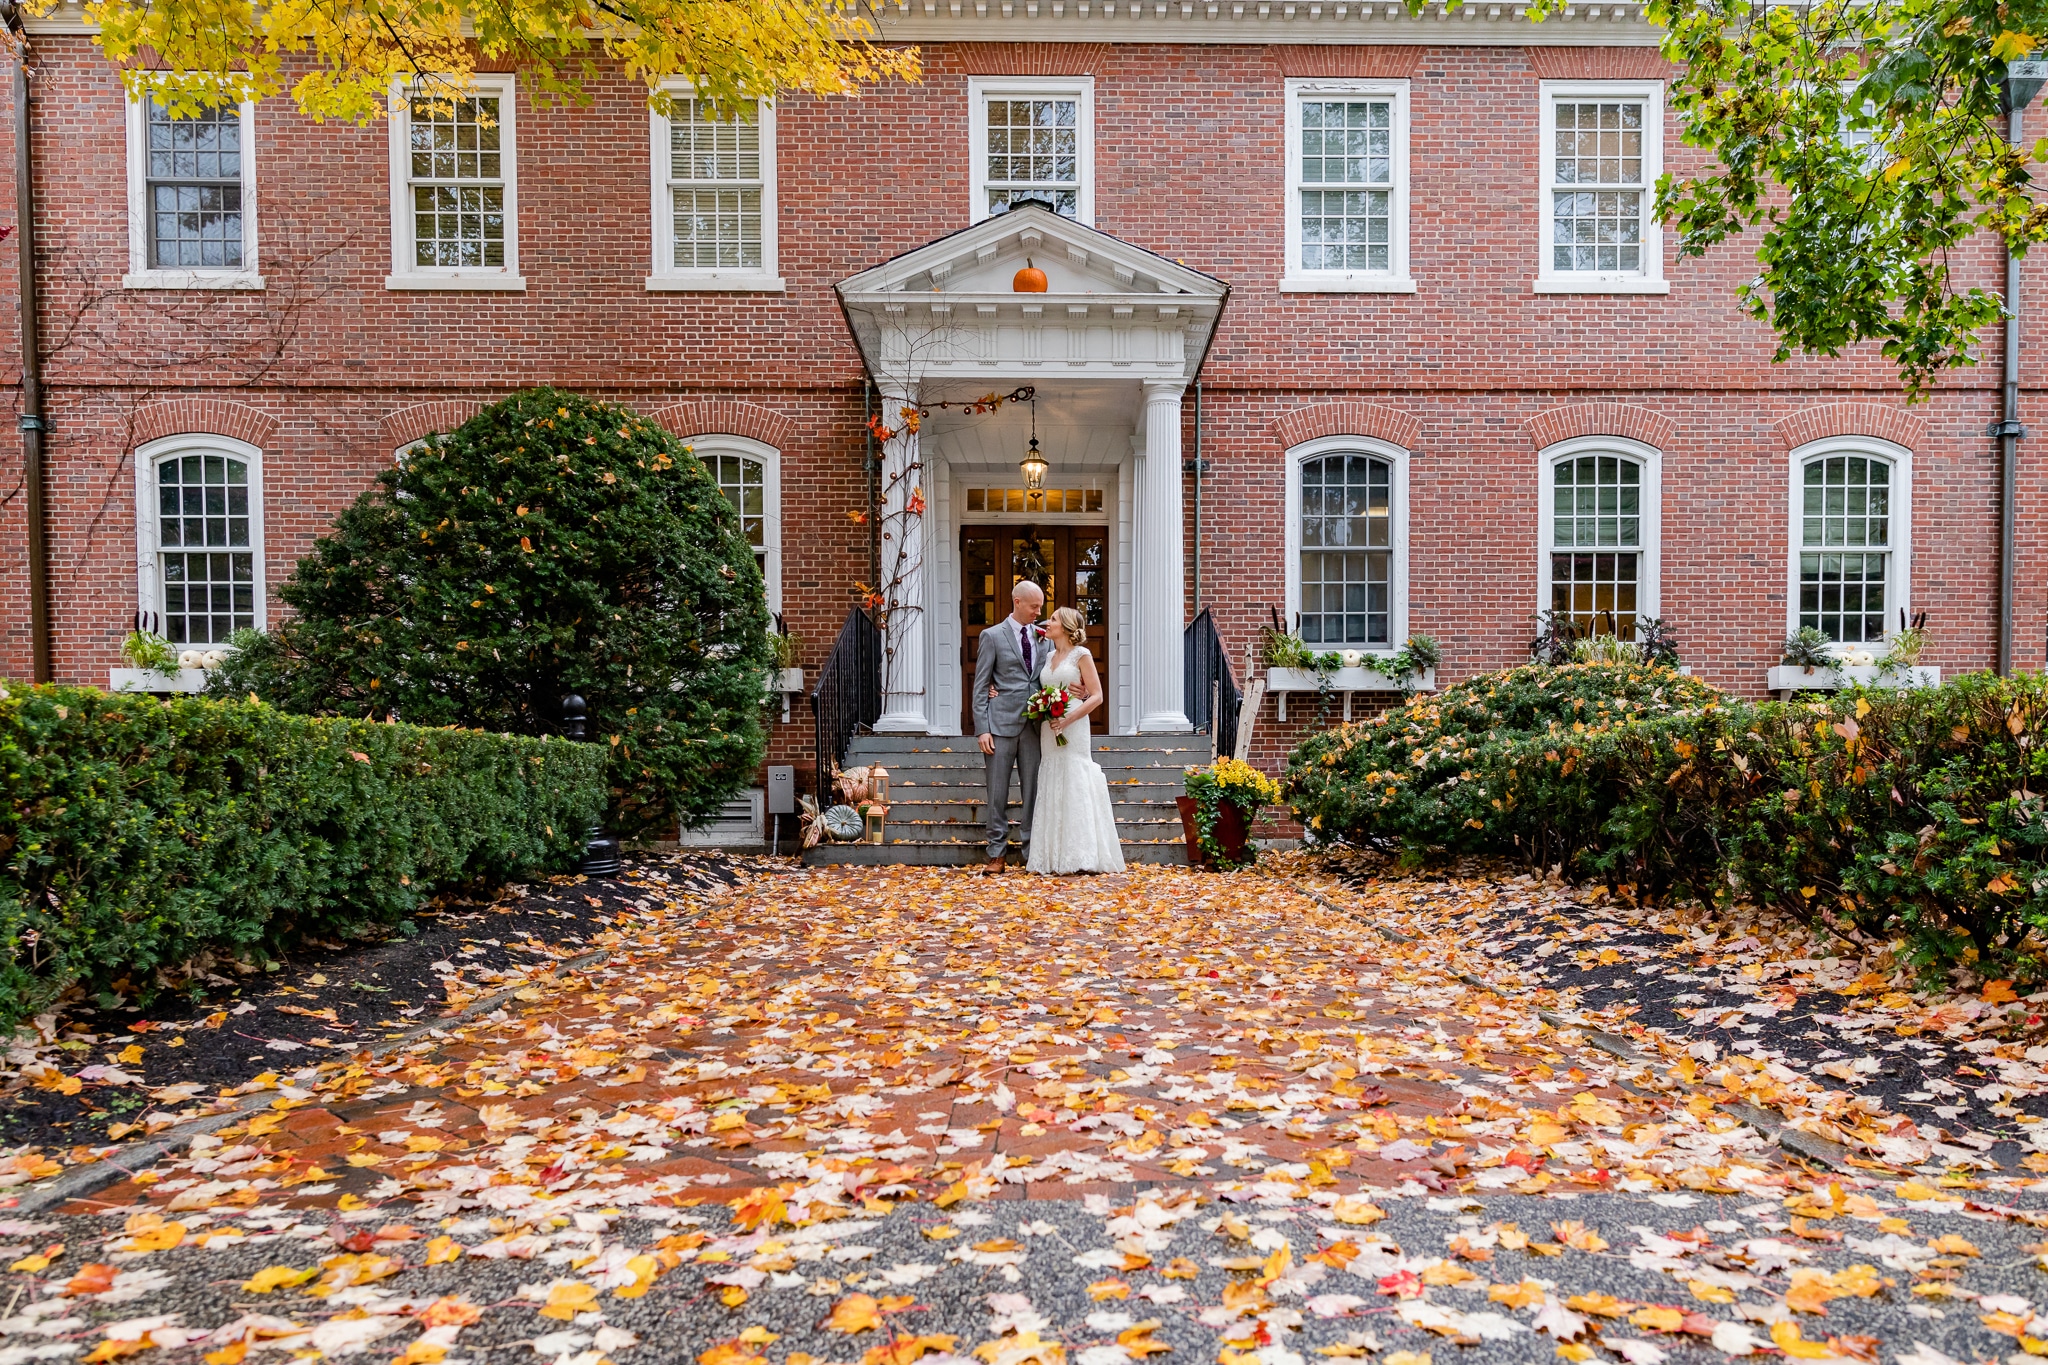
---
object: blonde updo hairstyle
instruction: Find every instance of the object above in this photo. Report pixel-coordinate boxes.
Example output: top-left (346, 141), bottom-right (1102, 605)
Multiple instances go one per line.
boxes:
top-left (1049, 605), bottom-right (1087, 645)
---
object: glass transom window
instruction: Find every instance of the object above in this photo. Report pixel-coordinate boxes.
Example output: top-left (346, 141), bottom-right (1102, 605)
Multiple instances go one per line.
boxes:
top-left (158, 452), bottom-right (254, 644)
top-left (409, 93), bottom-right (505, 269)
top-left (1799, 454), bottom-right (1892, 644)
top-left (984, 97), bottom-right (1079, 218)
top-left (1551, 454), bottom-right (1642, 637)
top-left (1299, 454), bottom-right (1391, 646)
top-left (669, 101), bottom-right (763, 270)
top-left (708, 453), bottom-right (767, 581)
top-left (1551, 100), bottom-right (1644, 274)
top-left (145, 99), bottom-right (243, 269)
top-left (1299, 99), bottom-right (1392, 273)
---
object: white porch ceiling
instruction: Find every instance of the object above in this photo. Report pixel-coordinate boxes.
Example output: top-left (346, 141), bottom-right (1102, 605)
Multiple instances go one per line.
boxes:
top-left (923, 380), bottom-right (1141, 473)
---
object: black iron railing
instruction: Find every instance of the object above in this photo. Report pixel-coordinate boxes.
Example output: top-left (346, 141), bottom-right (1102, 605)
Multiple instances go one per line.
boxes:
top-left (1184, 607), bottom-right (1241, 760)
top-left (810, 606), bottom-right (882, 791)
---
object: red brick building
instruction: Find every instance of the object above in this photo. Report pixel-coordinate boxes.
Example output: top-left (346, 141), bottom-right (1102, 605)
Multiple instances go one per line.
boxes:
top-left (0, 11), bottom-right (2037, 798)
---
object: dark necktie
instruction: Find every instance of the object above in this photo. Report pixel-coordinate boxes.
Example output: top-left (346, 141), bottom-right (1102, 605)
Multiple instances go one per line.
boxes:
top-left (1021, 625), bottom-right (1033, 672)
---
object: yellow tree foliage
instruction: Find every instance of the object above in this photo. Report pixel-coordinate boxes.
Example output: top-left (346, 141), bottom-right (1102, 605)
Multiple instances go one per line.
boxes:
top-left (43, 0), bottom-right (919, 123)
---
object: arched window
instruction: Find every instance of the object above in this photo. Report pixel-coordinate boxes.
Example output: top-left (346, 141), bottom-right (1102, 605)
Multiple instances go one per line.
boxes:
top-left (690, 434), bottom-right (782, 614)
top-left (1789, 437), bottom-right (1911, 647)
top-left (133, 435), bottom-right (265, 644)
top-left (1538, 437), bottom-right (1661, 639)
top-left (1284, 437), bottom-right (1409, 649)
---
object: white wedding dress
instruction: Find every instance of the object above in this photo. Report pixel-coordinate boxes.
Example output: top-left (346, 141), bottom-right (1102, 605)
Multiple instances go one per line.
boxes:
top-left (1027, 648), bottom-right (1127, 875)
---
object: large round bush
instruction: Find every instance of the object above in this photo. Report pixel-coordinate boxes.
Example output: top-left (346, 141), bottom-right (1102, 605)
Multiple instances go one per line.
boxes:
top-left (214, 388), bottom-right (773, 837)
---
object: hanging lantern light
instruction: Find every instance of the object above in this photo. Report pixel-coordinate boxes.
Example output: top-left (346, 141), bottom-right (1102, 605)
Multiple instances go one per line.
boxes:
top-left (1020, 398), bottom-right (1049, 491)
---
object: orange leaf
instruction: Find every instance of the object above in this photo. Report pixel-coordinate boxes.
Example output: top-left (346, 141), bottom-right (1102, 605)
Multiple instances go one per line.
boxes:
top-left (829, 1294), bottom-right (885, 1334)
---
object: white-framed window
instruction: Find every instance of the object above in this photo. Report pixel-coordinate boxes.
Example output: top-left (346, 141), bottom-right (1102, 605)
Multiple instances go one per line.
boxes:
top-left (1537, 436), bottom-right (1662, 639)
top-left (1536, 81), bottom-right (1667, 295)
top-left (133, 434), bottom-right (266, 645)
top-left (1787, 436), bottom-right (1912, 648)
top-left (1281, 79), bottom-right (1414, 294)
top-left (691, 435), bottom-right (782, 614)
top-left (123, 94), bottom-right (262, 290)
top-left (386, 74), bottom-right (523, 291)
top-left (647, 93), bottom-right (782, 293)
top-left (968, 76), bottom-right (1094, 225)
top-left (1283, 436), bottom-right (1410, 651)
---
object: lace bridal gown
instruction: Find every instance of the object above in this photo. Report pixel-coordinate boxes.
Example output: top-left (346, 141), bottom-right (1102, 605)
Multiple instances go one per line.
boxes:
top-left (1026, 648), bottom-right (1127, 875)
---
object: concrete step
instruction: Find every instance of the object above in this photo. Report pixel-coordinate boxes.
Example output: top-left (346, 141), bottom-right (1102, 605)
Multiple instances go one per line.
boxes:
top-left (808, 841), bottom-right (1193, 867)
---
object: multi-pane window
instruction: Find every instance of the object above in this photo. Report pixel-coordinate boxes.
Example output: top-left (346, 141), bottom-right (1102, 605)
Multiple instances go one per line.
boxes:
top-left (1299, 454), bottom-right (1392, 647)
top-left (707, 453), bottom-right (768, 584)
top-left (667, 101), bottom-right (764, 270)
top-left (145, 99), bottom-right (244, 269)
top-left (1799, 454), bottom-right (1892, 645)
top-left (1299, 99), bottom-right (1392, 273)
top-left (984, 97), bottom-right (1080, 217)
top-left (1550, 454), bottom-right (1643, 638)
top-left (1550, 99), bottom-right (1646, 275)
top-left (157, 452), bottom-right (255, 644)
top-left (408, 92), bottom-right (506, 269)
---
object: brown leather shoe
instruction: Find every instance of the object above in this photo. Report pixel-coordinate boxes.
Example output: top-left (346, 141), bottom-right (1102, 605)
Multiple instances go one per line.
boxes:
top-left (984, 857), bottom-right (1005, 873)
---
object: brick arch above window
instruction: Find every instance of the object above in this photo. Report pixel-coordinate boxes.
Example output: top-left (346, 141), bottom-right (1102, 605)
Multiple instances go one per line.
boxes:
top-left (1523, 402), bottom-right (1676, 452)
top-left (379, 400), bottom-right (486, 452)
top-left (129, 398), bottom-right (278, 451)
top-left (1773, 403), bottom-right (1927, 454)
top-left (1274, 46), bottom-right (1421, 78)
top-left (646, 400), bottom-right (796, 451)
top-left (1270, 401), bottom-right (1423, 452)
top-left (1524, 47), bottom-right (1676, 80)
top-left (952, 43), bottom-right (1108, 75)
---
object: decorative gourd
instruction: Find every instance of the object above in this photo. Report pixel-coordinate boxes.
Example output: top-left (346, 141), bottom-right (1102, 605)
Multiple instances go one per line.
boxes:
top-left (1012, 257), bottom-right (1048, 293)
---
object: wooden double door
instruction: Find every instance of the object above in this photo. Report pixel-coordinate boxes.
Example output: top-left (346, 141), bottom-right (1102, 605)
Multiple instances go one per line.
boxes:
top-left (960, 525), bottom-right (1110, 734)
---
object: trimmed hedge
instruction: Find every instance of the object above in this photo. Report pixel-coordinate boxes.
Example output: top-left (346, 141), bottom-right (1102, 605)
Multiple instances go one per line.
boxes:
top-left (1287, 665), bottom-right (2048, 978)
top-left (0, 682), bottom-right (607, 1025)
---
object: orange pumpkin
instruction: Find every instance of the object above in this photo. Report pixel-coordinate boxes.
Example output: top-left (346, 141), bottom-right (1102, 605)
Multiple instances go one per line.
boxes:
top-left (1012, 258), bottom-right (1048, 293)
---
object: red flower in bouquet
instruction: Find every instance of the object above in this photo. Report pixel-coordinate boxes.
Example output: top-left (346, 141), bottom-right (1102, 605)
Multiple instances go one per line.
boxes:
top-left (1024, 683), bottom-right (1075, 745)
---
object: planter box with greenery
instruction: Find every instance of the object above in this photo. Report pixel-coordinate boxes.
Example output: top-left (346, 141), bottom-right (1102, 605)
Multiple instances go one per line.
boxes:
top-left (1261, 631), bottom-right (1441, 722)
top-left (1767, 663), bottom-right (1942, 693)
top-left (1266, 665), bottom-right (1437, 721)
top-left (106, 668), bottom-right (208, 694)
top-left (0, 682), bottom-right (607, 1027)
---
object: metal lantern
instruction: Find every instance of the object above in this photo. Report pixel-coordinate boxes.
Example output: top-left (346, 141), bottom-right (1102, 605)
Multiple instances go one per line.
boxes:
top-left (870, 764), bottom-right (890, 804)
top-left (864, 804), bottom-right (888, 844)
top-left (1020, 398), bottom-right (1049, 491)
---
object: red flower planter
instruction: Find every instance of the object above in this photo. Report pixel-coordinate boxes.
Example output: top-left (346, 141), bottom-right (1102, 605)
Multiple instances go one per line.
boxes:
top-left (1176, 795), bottom-right (1251, 869)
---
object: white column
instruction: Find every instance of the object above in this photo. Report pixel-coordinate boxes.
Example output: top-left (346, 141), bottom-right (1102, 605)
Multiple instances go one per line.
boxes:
top-left (1136, 380), bottom-right (1192, 732)
top-left (874, 383), bottom-right (930, 733)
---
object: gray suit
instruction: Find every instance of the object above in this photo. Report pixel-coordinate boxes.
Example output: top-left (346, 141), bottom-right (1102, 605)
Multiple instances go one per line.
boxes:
top-left (973, 618), bottom-right (1044, 860)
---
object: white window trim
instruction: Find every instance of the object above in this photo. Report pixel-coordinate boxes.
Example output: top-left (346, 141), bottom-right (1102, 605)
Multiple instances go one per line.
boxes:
top-left (1534, 80), bottom-right (1668, 296)
top-left (132, 433), bottom-right (268, 639)
top-left (968, 75), bottom-right (1095, 227)
top-left (646, 89), bottom-right (784, 293)
top-left (689, 433), bottom-right (783, 616)
top-left (386, 74), bottom-right (525, 292)
top-left (1536, 435), bottom-right (1663, 629)
top-left (1283, 435), bottom-right (1411, 652)
top-left (1785, 435), bottom-right (1913, 650)
top-left (1280, 79), bottom-right (1415, 295)
top-left (124, 95), bottom-right (263, 290)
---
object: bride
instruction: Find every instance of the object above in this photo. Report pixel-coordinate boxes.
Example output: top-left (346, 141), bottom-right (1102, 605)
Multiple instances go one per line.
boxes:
top-left (1027, 607), bottom-right (1126, 875)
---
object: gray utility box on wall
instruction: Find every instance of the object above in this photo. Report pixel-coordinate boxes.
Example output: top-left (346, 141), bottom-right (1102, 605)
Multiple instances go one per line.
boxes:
top-left (766, 766), bottom-right (796, 815)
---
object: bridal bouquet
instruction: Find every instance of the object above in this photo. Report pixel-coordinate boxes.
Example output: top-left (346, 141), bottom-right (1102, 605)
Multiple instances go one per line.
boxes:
top-left (1024, 683), bottom-right (1075, 746)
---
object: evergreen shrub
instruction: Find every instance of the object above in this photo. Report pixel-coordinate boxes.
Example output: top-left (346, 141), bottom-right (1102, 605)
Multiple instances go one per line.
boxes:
top-left (0, 682), bottom-right (606, 1026)
top-left (1287, 665), bottom-right (2048, 977)
top-left (211, 388), bottom-right (773, 837)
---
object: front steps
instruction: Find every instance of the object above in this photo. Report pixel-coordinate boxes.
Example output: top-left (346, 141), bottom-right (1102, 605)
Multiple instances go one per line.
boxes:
top-left (806, 733), bottom-right (1213, 867)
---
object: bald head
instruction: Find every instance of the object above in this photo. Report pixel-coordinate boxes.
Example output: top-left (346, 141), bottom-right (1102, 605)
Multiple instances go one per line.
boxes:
top-left (1010, 579), bottom-right (1044, 624)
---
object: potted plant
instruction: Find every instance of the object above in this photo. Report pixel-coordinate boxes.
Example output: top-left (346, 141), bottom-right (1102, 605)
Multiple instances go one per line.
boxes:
top-left (107, 629), bottom-right (209, 694)
top-left (1177, 757), bottom-right (1281, 870)
top-left (1781, 626), bottom-right (1834, 674)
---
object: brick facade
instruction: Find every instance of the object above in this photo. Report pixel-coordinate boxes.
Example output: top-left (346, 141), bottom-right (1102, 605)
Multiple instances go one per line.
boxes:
top-left (0, 34), bottom-right (2036, 799)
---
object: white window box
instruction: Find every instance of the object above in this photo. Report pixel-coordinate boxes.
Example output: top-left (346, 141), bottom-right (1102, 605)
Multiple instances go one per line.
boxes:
top-left (108, 667), bottom-right (208, 693)
top-left (1267, 664), bottom-right (1435, 721)
top-left (767, 667), bottom-right (804, 693)
top-left (1766, 664), bottom-right (1941, 695)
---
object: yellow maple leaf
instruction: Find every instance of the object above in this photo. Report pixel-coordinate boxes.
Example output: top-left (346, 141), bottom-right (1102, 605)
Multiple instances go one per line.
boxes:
top-left (1630, 1307), bottom-right (1684, 1332)
top-left (1686, 1280), bottom-right (1735, 1305)
top-left (1550, 1221), bottom-right (1609, 1253)
top-left (830, 1294), bottom-right (886, 1333)
top-left (1330, 1198), bottom-right (1385, 1226)
top-left (1770, 1321), bottom-right (1836, 1359)
top-left (540, 1281), bottom-right (598, 1320)
top-left (1565, 1293), bottom-right (1627, 1318)
top-left (698, 1344), bottom-right (769, 1365)
top-left (1930, 1233), bottom-right (1980, 1257)
top-left (123, 1223), bottom-right (187, 1253)
top-left (424, 1236), bottom-right (463, 1266)
top-left (241, 1265), bottom-right (318, 1293)
top-left (1117, 1323), bottom-right (1171, 1358)
top-left (730, 1187), bottom-right (787, 1232)
top-left (1489, 1280), bottom-right (1546, 1309)
top-left (614, 1253), bottom-right (661, 1299)
top-left (1993, 30), bottom-right (2041, 60)
top-left (1784, 1278), bottom-right (1836, 1315)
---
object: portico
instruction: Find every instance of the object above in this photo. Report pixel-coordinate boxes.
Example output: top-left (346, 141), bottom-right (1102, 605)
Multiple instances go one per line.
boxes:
top-left (835, 204), bottom-right (1229, 737)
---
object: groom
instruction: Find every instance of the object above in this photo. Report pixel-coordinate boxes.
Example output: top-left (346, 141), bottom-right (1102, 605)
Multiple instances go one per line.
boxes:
top-left (974, 579), bottom-right (1046, 871)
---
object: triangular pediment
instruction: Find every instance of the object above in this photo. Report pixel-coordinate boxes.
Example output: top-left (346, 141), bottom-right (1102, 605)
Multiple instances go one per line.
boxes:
top-left (836, 204), bottom-right (1229, 386)
top-left (838, 202), bottom-right (1229, 302)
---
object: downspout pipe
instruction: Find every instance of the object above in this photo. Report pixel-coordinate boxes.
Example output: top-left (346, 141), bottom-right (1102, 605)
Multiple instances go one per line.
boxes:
top-left (6, 7), bottom-right (46, 682)
top-left (1998, 65), bottom-right (2045, 678)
